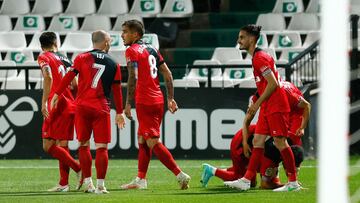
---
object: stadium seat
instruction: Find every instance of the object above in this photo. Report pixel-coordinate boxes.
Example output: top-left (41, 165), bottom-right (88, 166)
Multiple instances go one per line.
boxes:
top-left (60, 32), bottom-right (92, 52)
top-left (302, 31), bottom-right (320, 48)
top-left (0, 15), bottom-right (13, 32)
top-left (211, 47), bottom-right (243, 64)
top-left (0, 0), bottom-right (30, 16)
top-left (27, 32), bottom-right (61, 51)
top-left (31, 0), bottom-right (63, 16)
top-left (184, 60), bottom-right (222, 82)
top-left (278, 48), bottom-right (305, 63)
top-left (48, 16), bottom-right (79, 34)
top-left (142, 33), bottom-right (160, 50)
top-left (272, 0), bottom-right (304, 16)
top-left (157, 0), bottom-right (194, 18)
top-left (173, 78), bottom-right (200, 88)
top-left (112, 14), bottom-right (144, 31)
top-left (4, 50), bottom-right (35, 65)
top-left (108, 31), bottom-right (126, 51)
top-left (97, 0), bottom-right (129, 16)
top-left (64, 0), bottom-right (96, 16)
top-left (0, 61), bottom-right (17, 89)
top-left (351, 0), bottom-right (360, 15)
top-left (108, 50), bottom-right (127, 65)
top-left (269, 31), bottom-right (302, 51)
top-left (305, 0), bottom-right (320, 13)
top-left (2, 70), bottom-right (27, 90)
top-left (80, 15), bottom-right (112, 31)
top-left (0, 32), bottom-right (27, 51)
top-left (287, 13), bottom-right (320, 33)
top-left (256, 13), bottom-right (286, 33)
top-left (14, 15), bottom-right (45, 34)
top-left (129, 0), bottom-right (161, 17)
top-left (235, 33), bottom-right (268, 49)
top-left (222, 60), bottom-right (255, 88)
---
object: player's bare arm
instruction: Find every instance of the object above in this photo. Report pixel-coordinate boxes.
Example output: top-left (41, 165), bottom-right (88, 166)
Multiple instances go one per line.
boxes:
top-left (248, 70), bottom-right (278, 116)
top-left (242, 113), bottom-right (255, 158)
top-left (296, 97), bottom-right (312, 136)
top-left (41, 65), bottom-right (52, 119)
top-left (159, 63), bottom-right (178, 114)
top-left (125, 61), bottom-right (136, 120)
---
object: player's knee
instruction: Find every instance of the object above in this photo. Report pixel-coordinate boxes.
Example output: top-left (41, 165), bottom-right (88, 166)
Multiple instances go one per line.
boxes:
top-left (273, 137), bottom-right (288, 150)
top-left (95, 143), bottom-right (107, 149)
top-left (146, 138), bottom-right (160, 149)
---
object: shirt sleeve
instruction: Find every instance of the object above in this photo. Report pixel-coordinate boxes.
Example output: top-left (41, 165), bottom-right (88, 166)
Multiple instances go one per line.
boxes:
top-left (111, 64), bottom-right (123, 113)
top-left (253, 55), bottom-right (272, 76)
top-left (37, 55), bottom-right (50, 71)
top-left (125, 47), bottom-right (138, 63)
top-left (70, 54), bottom-right (82, 73)
top-left (157, 49), bottom-right (165, 66)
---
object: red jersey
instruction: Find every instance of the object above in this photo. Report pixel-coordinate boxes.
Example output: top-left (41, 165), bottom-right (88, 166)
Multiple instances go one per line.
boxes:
top-left (230, 125), bottom-right (256, 152)
top-left (37, 51), bottom-right (74, 112)
top-left (252, 48), bottom-right (290, 115)
top-left (56, 49), bottom-right (123, 113)
top-left (125, 41), bottom-right (164, 105)
top-left (282, 81), bottom-right (304, 116)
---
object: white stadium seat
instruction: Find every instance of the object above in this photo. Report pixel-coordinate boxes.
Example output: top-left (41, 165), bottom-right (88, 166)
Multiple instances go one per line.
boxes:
top-left (48, 16), bottom-right (79, 34)
top-left (211, 47), bottom-right (243, 64)
top-left (269, 31), bottom-right (302, 51)
top-left (108, 31), bottom-right (126, 51)
top-left (306, 0), bottom-right (320, 13)
top-left (112, 15), bottom-right (144, 31)
top-left (60, 32), bottom-right (92, 52)
top-left (0, 0), bottom-right (30, 16)
top-left (184, 60), bottom-right (222, 82)
top-left (0, 15), bottom-right (13, 32)
top-left (64, 0), bottom-right (96, 16)
top-left (108, 50), bottom-right (127, 66)
top-left (142, 33), bottom-right (160, 50)
top-left (272, 0), bottom-right (304, 16)
top-left (287, 13), bottom-right (320, 33)
top-left (80, 15), bottom-right (112, 31)
top-left (129, 0), bottom-right (161, 18)
top-left (27, 32), bottom-right (61, 51)
top-left (4, 50), bottom-right (35, 65)
top-left (303, 31), bottom-right (320, 48)
top-left (31, 0), bottom-right (63, 16)
top-left (157, 0), bottom-right (194, 18)
top-left (97, 0), bottom-right (129, 16)
top-left (256, 13), bottom-right (286, 33)
top-left (0, 32), bottom-right (27, 51)
top-left (14, 15), bottom-right (45, 34)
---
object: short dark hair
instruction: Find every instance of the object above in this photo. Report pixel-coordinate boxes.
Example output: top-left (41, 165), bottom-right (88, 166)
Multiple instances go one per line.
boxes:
top-left (122, 19), bottom-right (145, 37)
top-left (240, 24), bottom-right (262, 40)
top-left (39, 32), bottom-right (57, 48)
top-left (291, 145), bottom-right (304, 167)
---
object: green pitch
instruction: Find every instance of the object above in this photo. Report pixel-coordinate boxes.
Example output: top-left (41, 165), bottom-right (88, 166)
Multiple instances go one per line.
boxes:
top-left (0, 158), bottom-right (358, 203)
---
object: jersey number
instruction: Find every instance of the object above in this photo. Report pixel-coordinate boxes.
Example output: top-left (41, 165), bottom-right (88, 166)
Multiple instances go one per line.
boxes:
top-left (58, 65), bottom-right (66, 77)
top-left (148, 55), bottom-right (158, 79)
top-left (91, 63), bottom-right (105, 88)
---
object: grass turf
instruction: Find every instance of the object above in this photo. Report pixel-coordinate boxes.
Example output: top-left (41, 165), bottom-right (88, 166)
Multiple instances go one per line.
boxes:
top-left (0, 158), bottom-right (357, 203)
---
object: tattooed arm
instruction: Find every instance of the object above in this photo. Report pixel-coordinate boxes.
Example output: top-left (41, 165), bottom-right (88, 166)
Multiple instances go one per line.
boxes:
top-left (124, 61), bottom-right (137, 120)
top-left (159, 63), bottom-right (178, 113)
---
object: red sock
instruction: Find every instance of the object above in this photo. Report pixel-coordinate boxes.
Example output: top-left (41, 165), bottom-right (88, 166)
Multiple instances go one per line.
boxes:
top-left (243, 148), bottom-right (264, 180)
top-left (280, 147), bottom-right (297, 182)
top-left (152, 143), bottom-right (181, 176)
top-left (138, 143), bottom-right (152, 179)
top-left (95, 148), bottom-right (108, 179)
top-left (215, 169), bottom-right (239, 181)
top-left (48, 145), bottom-right (81, 173)
top-left (59, 146), bottom-right (70, 186)
top-left (78, 146), bottom-right (92, 178)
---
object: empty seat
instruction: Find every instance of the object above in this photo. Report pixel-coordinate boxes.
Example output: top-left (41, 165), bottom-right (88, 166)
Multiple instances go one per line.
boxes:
top-left (4, 50), bottom-right (34, 65)
top-left (184, 60), bottom-right (222, 82)
top-left (0, 15), bottom-right (13, 32)
top-left (0, 0), bottom-right (30, 16)
top-left (60, 32), bottom-right (92, 52)
top-left (303, 31), bottom-right (320, 48)
top-left (272, 0), bottom-right (304, 16)
top-left (351, 0), bottom-right (360, 15)
top-left (48, 16), bottom-right (79, 34)
top-left (269, 31), bottom-right (302, 51)
top-left (256, 33), bottom-right (269, 48)
top-left (256, 13), bottom-right (286, 33)
top-left (2, 71), bottom-right (27, 90)
top-left (64, 0), bottom-right (96, 16)
top-left (108, 50), bottom-right (126, 65)
top-left (80, 15), bottom-right (111, 31)
top-left (287, 13), bottom-right (320, 32)
top-left (306, 0), bottom-right (320, 13)
top-left (129, 0), bottom-right (161, 17)
top-left (222, 60), bottom-right (255, 88)
top-left (14, 15), bottom-right (45, 34)
top-left (0, 32), bottom-right (27, 51)
top-left (31, 0), bottom-right (63, 16)
top-left (279, 48), bottom-right (305, 63)
top-left (0, 61), bottom-right (17, 88)
top-left (112, 14), bottom-right (144, 31)
top-left (108, 31), bottom-right (126, 51)
top-left (173, 78), bottom-right (200, 88)
top-left (142, 33), bottom-right (159, 50)
top-left (97, 0), bottom-right (129, 16)
top-left (28, 32), bottom-right (61, 51)
top-left (157, 0), bottom-right (193, 18)
top-left (211, 47), bottom-right (243, 64)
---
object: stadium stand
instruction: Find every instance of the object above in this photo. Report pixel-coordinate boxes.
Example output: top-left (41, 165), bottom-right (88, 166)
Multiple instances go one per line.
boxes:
top-left (31, 0), bottom-right (63, 17)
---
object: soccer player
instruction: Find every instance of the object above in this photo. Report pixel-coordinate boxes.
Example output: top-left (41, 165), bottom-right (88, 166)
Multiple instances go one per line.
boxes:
top-left (38, 31), bottom-right (81, 192)
top-left (51, 30), bottom-right (125, 194)
top-left (120, 20), bottom-right (191, 190)
top-left (224, 24), bottom-right (301, 192)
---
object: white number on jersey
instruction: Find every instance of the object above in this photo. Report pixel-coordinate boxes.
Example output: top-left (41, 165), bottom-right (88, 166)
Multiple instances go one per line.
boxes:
top-left (58, 65), bottom-right (66, 77)
top-left (91, 63), bottom-right (106, 88)
top-left (148, 55), bottom-right (157, 79)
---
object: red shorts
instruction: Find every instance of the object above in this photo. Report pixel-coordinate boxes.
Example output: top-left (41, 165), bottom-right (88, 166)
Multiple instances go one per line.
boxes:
top-left (42, 99), bottom-right (74, 140)
top-left (75, 106), bottom-right (111, 143)
top-left (136, 103), bottom-right (164, 140)
top-left (288, 113), bottom-right (302, 145)
top-left (255, 110), bottom-right (289, 137)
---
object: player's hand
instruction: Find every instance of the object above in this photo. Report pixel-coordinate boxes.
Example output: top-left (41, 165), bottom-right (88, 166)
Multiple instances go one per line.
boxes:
top-left (295, 128), bottom-right (304, 137)
top-left (124, 103), bottom-right (133, 120)
top-left (115, 113), bottom-right (126, 129)
top-left (243, 142), bottom-right (252, 158)
top-left (168, 99), bottom-right (178, 113)
top-left (247, 103), bottom-right (259, 116)
top-left (50, 94), bottom-right (59, 110)
top-left (41, 103), bottom-right (49, 119)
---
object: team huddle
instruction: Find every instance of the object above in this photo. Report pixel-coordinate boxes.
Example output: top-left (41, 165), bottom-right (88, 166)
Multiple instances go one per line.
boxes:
top-left (38, 21), bottom-right (310, 194)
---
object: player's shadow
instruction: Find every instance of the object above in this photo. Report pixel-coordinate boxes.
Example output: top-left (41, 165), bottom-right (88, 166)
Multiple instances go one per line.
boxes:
top-left (147, 186), bottom-right (259, 196)
top-left (0, 191), bottom-right (88, 197)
